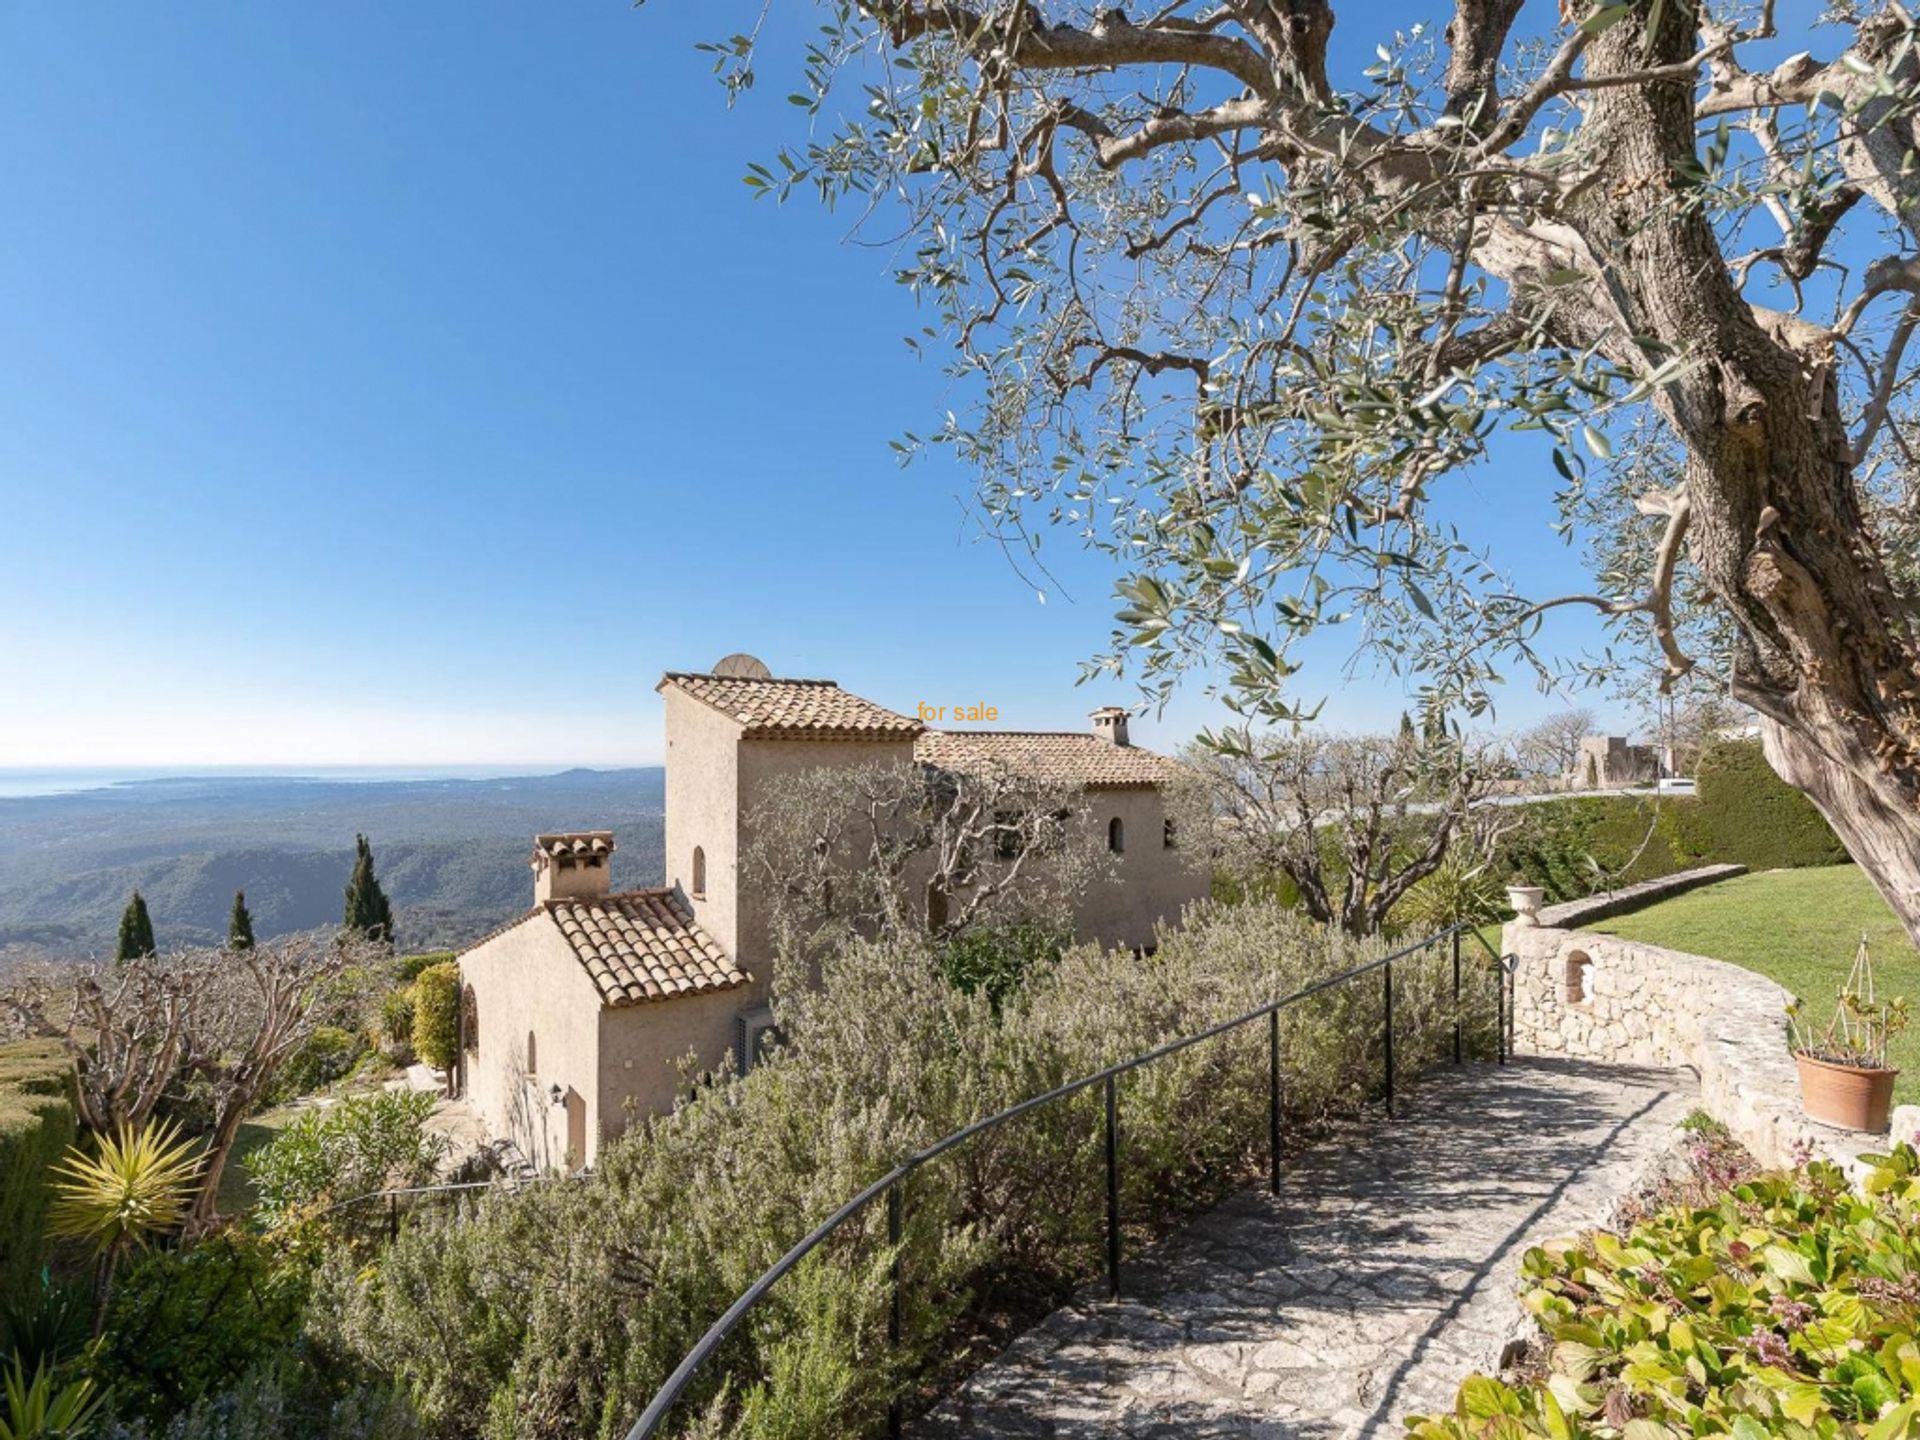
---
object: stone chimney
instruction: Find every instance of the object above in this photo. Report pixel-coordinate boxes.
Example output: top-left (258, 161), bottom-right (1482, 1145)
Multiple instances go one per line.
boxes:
top-left (1090, 706), bottom-right (1131, 747)
top-left (531, 832), bottom-right (616, 904)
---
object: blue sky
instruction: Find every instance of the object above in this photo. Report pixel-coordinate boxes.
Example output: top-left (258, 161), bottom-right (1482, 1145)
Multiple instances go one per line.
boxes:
top-left (0, 2), bottom-right (1640, 768)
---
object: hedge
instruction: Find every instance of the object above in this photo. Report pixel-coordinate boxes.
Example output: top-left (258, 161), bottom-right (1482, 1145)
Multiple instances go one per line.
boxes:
top-left (1696, 737), bottom-right (1848, 871)
top-left (1498, 796), bottom-right (1713, 903)
top-left (0, 1038), bottom-right (76, 1310)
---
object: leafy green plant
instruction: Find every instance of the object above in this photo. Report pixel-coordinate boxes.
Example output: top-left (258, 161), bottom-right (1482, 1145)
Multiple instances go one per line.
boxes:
top-left (936, 920), bottom-right (1066, 1009)
top-left (377, 989), bottom-right (416, 1066)
top-left (86, 1231), bottom-right (310, 1426)
top-left (408, 964), bottom-right (460, 1082)
top-left (1787, 934), bottom-right (1912, 1071)
top-left (0, 1358), bottom-right (101, 1440)
top-left (1410, 1146), bottom-right (1920, 1440)
top-left (247, 1090), bottom-right (447, 1238)
top-left (47, 1120), bottom-right (202, 1329)
top-left (0, 1278), bottom-right (89, 1375)
top-left (1393, 848), bottom-right (1504, 935)
top-left (266, 1026), bottom-right (369, 1105)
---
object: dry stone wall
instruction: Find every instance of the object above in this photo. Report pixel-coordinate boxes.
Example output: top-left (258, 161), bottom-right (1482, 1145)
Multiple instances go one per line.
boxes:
top-left (1504, 866), bottom-right (1901, 1180)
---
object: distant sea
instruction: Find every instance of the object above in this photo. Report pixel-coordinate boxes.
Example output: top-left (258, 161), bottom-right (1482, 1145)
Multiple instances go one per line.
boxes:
top-left (0, 765), bottom-right (587, 800)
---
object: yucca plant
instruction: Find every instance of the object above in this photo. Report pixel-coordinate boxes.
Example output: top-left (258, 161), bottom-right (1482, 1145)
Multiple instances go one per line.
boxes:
top-left (47, 1119), bottom-right (203, 1331)
top-left (0, 1358), bottom-right (102, 1440)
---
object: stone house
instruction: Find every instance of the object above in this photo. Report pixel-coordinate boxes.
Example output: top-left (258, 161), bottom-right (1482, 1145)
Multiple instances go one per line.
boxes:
top-left (457, 656), bottom-right (1205, 1169)
top-left (1571, 734), bottom-right (1660, 788)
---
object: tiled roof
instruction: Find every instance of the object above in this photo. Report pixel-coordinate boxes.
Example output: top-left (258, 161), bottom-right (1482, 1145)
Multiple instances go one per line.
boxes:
top-left (915, 730), bottom-right (1180, 789)
top-left (464, 889), bottom-right (749, 1007)
top-left (659, 672), bottom-right (924, 739)
top-left (546, 889), bottom-right (749, 1006)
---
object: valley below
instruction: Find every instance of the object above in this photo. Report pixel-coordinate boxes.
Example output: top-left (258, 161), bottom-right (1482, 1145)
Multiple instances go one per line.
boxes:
top-left (0, 767), bottom-right (666, 960)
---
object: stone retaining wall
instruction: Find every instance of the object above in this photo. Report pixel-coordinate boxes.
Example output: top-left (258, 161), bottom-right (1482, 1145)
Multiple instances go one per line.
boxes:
top-left (1503, 866), bottom-right (1900, 1179)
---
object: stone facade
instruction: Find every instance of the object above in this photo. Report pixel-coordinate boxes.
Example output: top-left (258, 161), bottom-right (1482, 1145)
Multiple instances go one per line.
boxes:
top-left (1504, 865), bottom-right (1896, 1178)
top-left (1571, 734), bottom-right (1659, 788)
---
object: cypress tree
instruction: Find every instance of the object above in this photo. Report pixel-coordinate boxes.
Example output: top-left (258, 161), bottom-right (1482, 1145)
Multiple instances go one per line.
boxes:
top-left (228, 889), bottom-right (255, 951)
top-left (115, 890), bottom-right (156, 961)
top-left (342, 834), bottom-right (395, 945)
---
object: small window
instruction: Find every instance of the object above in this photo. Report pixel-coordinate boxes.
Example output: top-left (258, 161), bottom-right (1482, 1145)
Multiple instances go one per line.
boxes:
top-left (1163, 818), bottom-right (1176, 849)
top-left (1565, 950), bottom-right (1592, 1005)
top-left (1108, 817), bottom-right (1125, 854)
top-left (526, 1030), bottom-right (538, 1079)
top-left (691, 846), bottom-right (707, 899)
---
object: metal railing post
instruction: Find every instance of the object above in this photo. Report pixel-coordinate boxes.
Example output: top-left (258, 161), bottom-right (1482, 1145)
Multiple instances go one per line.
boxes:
top-left (1382, 959), bottom-right (1395, 1118)
top-left (388, 1194), bottom-right (399, 1243)
top-left (1104, 1073), bottom-right (1120, 1298)
top-left (1268, 1008), bottom-right (1281, 1195)
top-left (1496, 953), bottom-right (1507, 1065)
top-left (1451, 930), bottom-right (1462, 1065)
top-left (887, 1183), bottom-right (903, 1440)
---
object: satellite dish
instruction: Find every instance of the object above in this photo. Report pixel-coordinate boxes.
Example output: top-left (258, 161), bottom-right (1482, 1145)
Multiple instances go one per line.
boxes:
top-left (711, 652), bottom-right (773, 680)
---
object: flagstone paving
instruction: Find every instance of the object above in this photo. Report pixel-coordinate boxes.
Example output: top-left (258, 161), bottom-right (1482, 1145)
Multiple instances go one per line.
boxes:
top-left (919, 1058), bottom-right (1695, 1439)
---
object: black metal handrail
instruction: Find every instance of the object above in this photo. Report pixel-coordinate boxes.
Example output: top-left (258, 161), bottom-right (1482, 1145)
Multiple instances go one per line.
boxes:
top-left (625, 921), bottom-right (1517, 1440)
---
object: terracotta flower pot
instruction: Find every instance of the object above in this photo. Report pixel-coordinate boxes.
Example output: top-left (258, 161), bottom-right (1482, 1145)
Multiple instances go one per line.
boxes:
top-left (1794, 1050), bottom-right (1898, 1133)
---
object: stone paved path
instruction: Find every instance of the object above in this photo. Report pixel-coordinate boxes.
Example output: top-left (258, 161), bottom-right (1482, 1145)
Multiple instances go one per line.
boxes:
top-left (920, 1058), bottom-right (1695, 1439)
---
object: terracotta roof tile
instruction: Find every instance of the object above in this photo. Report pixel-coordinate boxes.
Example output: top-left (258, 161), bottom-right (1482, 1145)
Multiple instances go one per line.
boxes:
top-left (915, 730), bottom-right (1180, 790)
top-left (659, 673), bottom-right (923, 739)
top-left (545, 889), bottom-right (749, 1006)
top-left (465, 889), bottom-right (749, 1007)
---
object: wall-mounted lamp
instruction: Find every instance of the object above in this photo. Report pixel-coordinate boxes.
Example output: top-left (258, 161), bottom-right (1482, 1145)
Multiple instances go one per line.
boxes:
top-left (549, 1083), bottom-right (564, 1107)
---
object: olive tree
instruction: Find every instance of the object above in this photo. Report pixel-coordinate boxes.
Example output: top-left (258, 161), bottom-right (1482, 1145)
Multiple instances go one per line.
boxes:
top-left (684, 0), bottom-right (1920, 942)
top-left (744, 757), bottom-right (1108, 961)
top-left (1171, 727), bottom-right (1504, 935)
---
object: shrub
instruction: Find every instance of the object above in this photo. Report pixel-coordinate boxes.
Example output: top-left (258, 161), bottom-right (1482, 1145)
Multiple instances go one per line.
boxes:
top-left (1410, 1145), bottom-right (1920, 1439)
top-left (936, 919), bottom-right (1067, 1008)
top-left (377, 990), bottom-right (416, 1066)
top-left (1697, 737), bottom-right (1847, 870)
top-left (97, 1357), bottom-right (423, 1440)
top-left (267, 1027), bottom-right (369, 1105)
top-left (1497, 796), bottom-right (1709, 902)
top-left (394, 953), bottom-right (456, 985)
top-left (87, 1232), bottom-right (310, 1425)
top-left (247, 1091), bottom-right (448, 1237)
top-left (0, 1040), bottom-right (75, 1315)
top-left (409, 965), bottom-right (460, 1079)
top-left (318, 898), bottom-right (1492, 1438)
top-left (1391, 847), bottom-right (1504, 934)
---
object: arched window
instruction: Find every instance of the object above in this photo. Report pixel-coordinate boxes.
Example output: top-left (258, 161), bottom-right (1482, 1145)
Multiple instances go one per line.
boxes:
top-left (526, 1030), bottom-right (538, 1079)
top-left (691, 846), bottom-right (707, 899)
top-left (1108, 817), bottom-right (1125, 854)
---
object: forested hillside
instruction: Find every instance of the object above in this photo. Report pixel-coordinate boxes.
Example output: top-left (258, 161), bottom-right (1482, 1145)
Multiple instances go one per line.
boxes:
top-left (0, 768), bottom-right (665, 958)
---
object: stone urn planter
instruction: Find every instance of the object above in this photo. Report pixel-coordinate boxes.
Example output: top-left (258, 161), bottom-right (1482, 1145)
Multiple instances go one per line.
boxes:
top-left (1793, 1051), bottom-right (1898, 1132)
top-left (1787, 935), bottom-right (1908, 1134)
top-left (1505, 882), bottom-right (1545, 927)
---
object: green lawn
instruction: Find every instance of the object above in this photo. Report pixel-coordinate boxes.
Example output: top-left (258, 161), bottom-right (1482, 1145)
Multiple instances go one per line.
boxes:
top-left (1588, 865), bottom-right (1920, 1101)
top-left (214, 1105), bottom-right (305, 1215)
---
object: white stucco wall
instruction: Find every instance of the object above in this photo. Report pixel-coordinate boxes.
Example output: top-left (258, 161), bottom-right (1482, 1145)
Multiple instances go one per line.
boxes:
top-left (1073, 785), bottom-right (1208, 950)
top-left (596, 986), bottom-right (749, 1144)
top-left (663, 687), bottom-right (744, 962)
top-left (460, 914), bottom-right (606, 1171)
